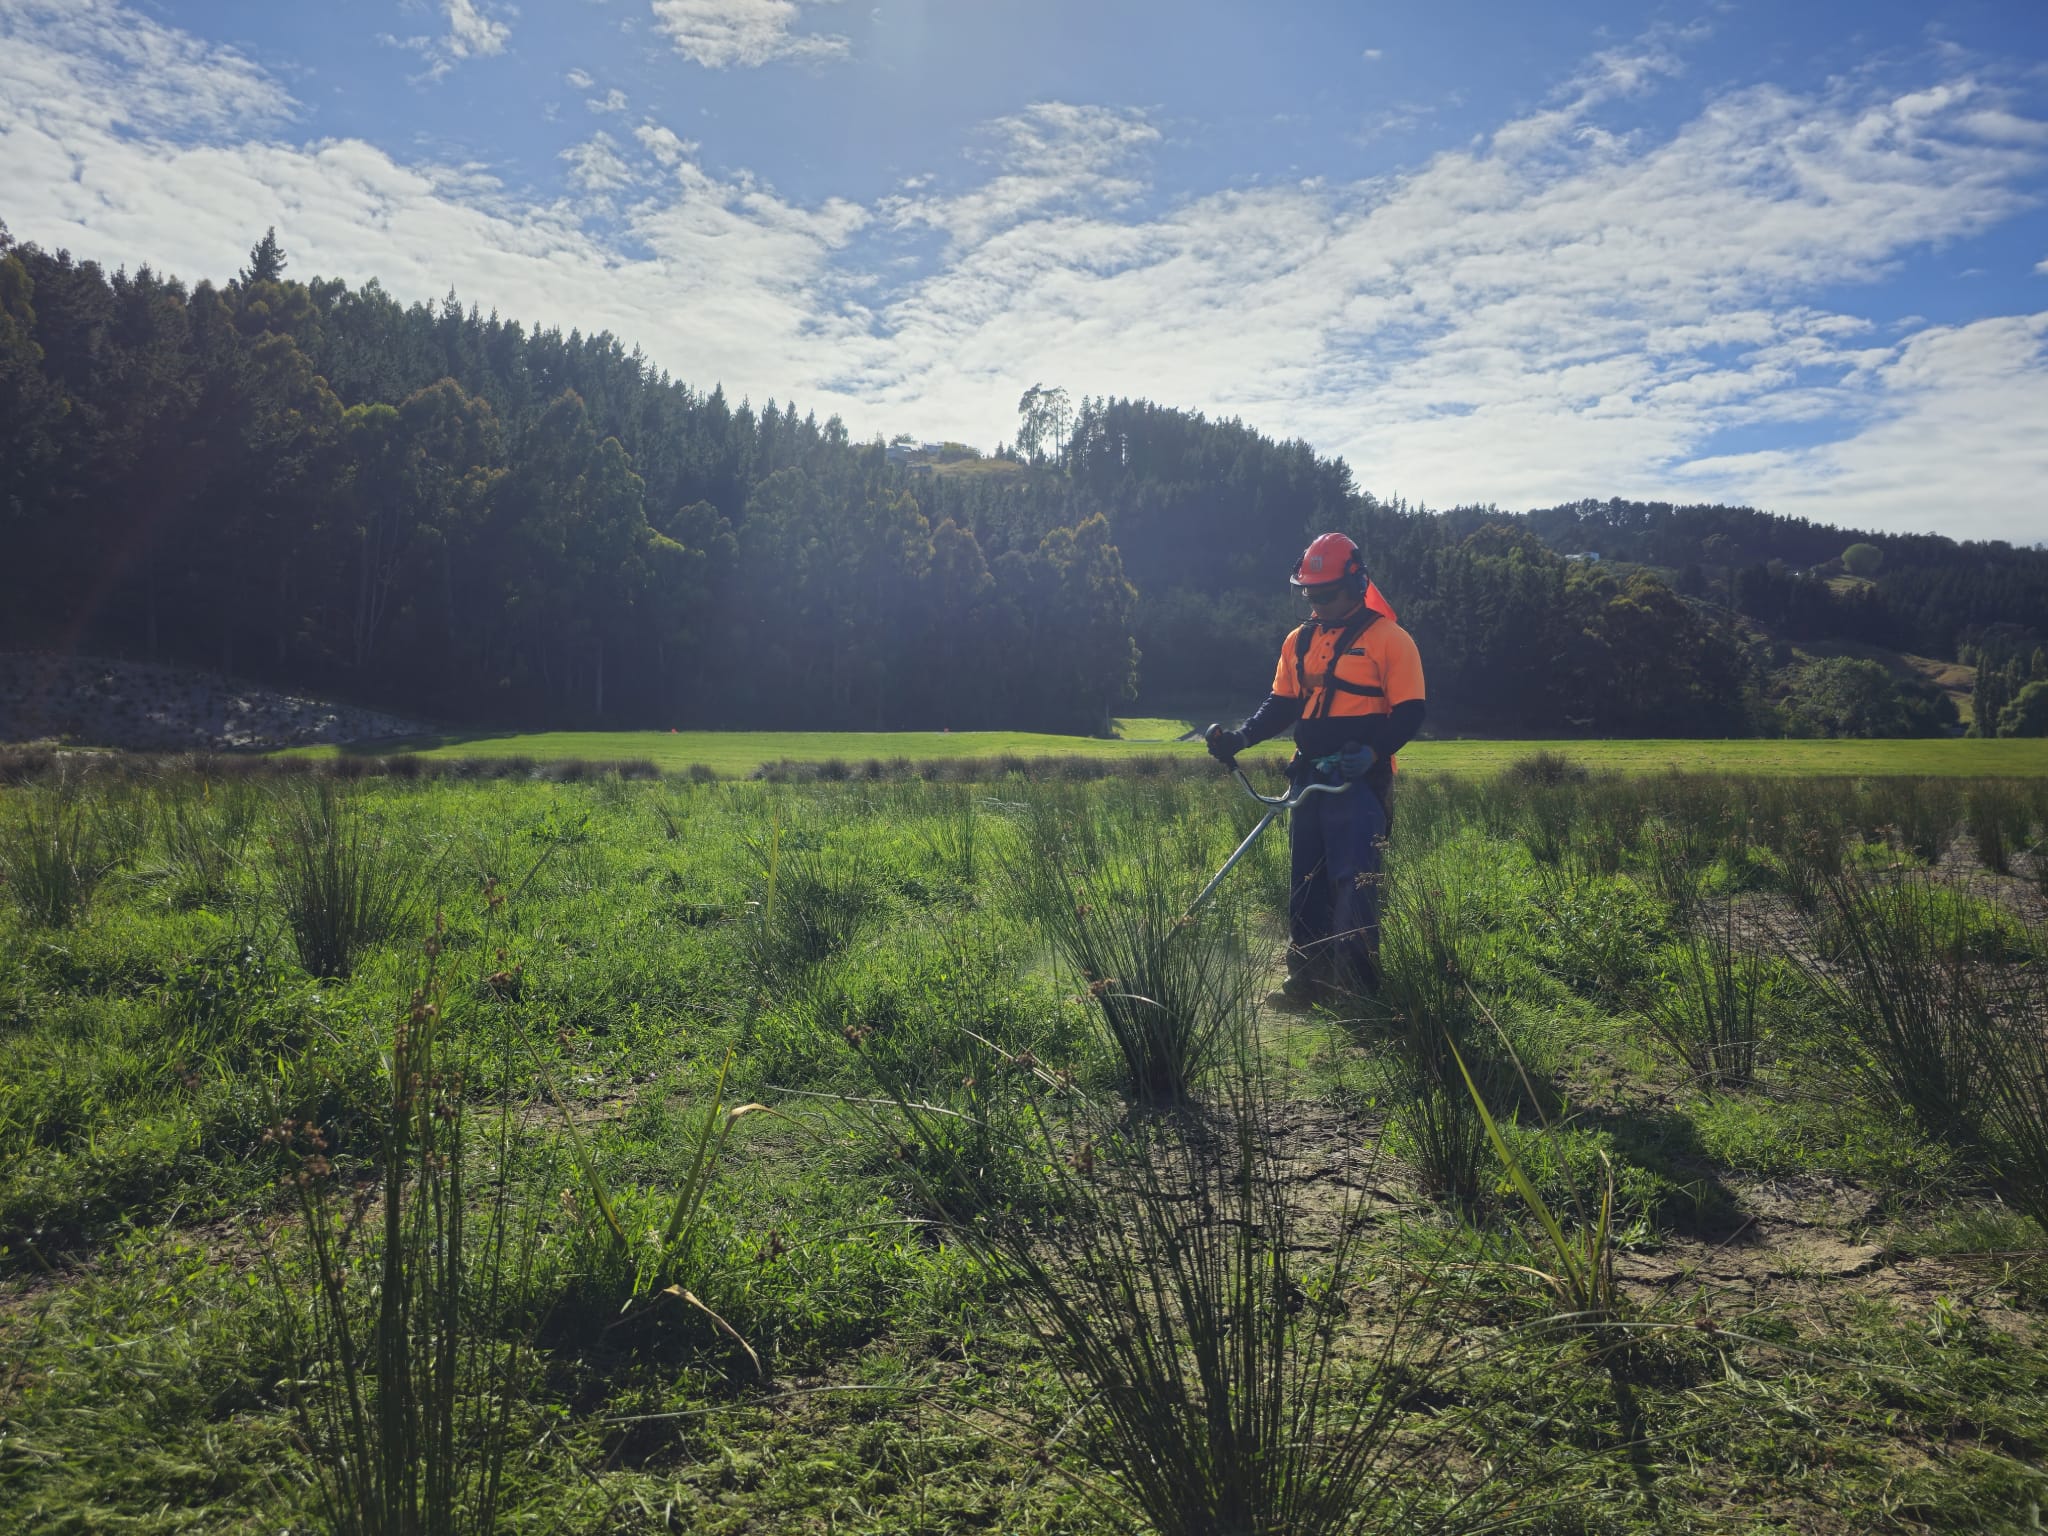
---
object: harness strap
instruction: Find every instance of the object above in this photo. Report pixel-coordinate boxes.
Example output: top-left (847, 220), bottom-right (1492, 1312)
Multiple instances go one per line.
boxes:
top-left (1293, 610), bottom-right (1380, 720)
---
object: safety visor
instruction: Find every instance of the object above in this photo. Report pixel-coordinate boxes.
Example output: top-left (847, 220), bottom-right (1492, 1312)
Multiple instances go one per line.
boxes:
top-left (1300, 581), bottom-right (1350, 604)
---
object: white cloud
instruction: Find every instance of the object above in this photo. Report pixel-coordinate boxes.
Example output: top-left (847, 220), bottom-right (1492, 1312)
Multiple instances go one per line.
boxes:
top-left (2036, 255), bottom-right (2048, 274)
top-left (565, 67), bottom-right (594, 88)
top-left (650, 0), bottom-right (848, 69)
top-left (1675, 316), bottom-right (2048, 536)
top-left (1362, 48), bottom-right (1382, 61)
top-left (883, 102), bottom-right (1161, 247)
top-left (378, 0), bottom-right (511, 79)
top-left (5, 3), bottom-right (2047, 543)
top-left (586, 87), bottom-right (628, 113)
top-left (1359, 102), bottom-right (1431, 143)
top-left (0, 0), bottom-right (288, 134)
top-left (634, 123), bottom-right (699, 165)
top-left (442, 0), bottom-right (510, 60)
top-left (561, 132), bottom-right (633, 191)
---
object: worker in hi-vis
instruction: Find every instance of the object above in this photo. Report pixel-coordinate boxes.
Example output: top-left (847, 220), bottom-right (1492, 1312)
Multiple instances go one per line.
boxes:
top-left (1207, 532), bottom-right (1426, 1005)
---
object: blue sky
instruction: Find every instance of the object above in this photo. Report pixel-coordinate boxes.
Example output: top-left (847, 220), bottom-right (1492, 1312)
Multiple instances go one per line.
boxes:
top-left (3, 0), bottom-right (2046, 542)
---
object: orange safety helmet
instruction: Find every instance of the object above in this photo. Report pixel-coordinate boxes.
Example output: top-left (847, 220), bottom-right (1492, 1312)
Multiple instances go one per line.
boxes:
top-left (1292, 532), bottom-right (1399, 621)
top-left (1291, 532), bottom-right (1366, 589)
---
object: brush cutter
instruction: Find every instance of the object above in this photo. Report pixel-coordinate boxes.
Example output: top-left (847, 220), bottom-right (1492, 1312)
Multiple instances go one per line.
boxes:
top-left (1186, 755), bottom-right (1351, 917)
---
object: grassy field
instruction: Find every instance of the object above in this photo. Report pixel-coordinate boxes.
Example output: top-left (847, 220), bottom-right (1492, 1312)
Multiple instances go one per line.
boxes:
top-left (297, 726), bottom-right (2048, 779)
top-left (2, 767), bottom-right (2046, 1532)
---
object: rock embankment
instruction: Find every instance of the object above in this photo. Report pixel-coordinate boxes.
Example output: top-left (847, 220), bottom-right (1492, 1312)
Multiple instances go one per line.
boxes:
top-left (0, 653), bottom-right (426, 750)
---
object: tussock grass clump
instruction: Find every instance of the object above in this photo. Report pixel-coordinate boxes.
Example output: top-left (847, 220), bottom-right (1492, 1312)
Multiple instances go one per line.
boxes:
top-left (271, 783), bottom-right (418, 979)
top-left (1015, 797), bottom-right (1255, 1103)
top-left (882, 1040), bottom-right (1504, 1536)
top-left (1798, 868), bottom-right (2000, 1145)
top-left (1977, 964), bottom-right (2048, 1240)
top-left (1965, 779), bottom-right (2031, 875)
top-left (153, 779), bottom-right (256, 906)
top-left (1502, 748), bottom-right (1591, 787)
top-left (743, 807), bottom-right (887, 980)
top-left (0, 785), bottom-right (107, 925)
top-left (1375, 859), bottom-right (1517, 1212)
top-left (1866, 777), bottom-right (1963, 864)
top-left (267, 937), bottom-right (539, 1536)
top-left (1638, 897), bottom-right (1771, 1091)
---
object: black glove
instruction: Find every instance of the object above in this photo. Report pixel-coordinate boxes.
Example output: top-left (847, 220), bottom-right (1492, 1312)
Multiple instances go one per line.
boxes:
top-left (1205, 724), bottom-right (1247, 764)
top-left (1337, 741), bottom-right (1377, 780)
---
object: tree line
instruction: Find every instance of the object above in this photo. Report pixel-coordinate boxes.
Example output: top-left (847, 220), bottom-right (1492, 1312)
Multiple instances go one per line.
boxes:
top-left (3, 223), bottom-right (2043, 738)
top-left (0, 227), bottom-right (1136, 733)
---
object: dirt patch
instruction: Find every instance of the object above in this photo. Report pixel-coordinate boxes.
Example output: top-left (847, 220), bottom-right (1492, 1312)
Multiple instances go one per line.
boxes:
top-left (0, 651), bottom-right (427, 750)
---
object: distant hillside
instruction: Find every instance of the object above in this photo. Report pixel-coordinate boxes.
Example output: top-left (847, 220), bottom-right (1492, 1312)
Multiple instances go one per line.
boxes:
top-left (1514, 498), bottom-right (2048, 662)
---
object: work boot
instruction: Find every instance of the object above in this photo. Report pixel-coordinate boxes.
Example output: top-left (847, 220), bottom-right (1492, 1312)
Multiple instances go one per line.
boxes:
top-left (1264, 969), bottom-right (1327, 1013)
top-left (1324, 956), bottom-right (1381, 1007)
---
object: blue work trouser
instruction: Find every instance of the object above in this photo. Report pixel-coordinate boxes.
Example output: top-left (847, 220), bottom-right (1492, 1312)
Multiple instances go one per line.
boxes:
top-left (1287, 772), bottom-right (1388, 988)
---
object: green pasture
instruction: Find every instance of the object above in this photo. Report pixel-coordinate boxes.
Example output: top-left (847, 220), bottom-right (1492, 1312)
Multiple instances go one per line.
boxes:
top-left (304, 725), bottom-right (2048, 778)
top-left (3, 765), bottom-right (2046, 1533)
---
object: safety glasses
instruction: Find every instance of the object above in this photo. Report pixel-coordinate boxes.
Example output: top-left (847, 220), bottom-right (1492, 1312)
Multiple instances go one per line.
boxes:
top-left (1301, 583), bottom-right (1348, 604)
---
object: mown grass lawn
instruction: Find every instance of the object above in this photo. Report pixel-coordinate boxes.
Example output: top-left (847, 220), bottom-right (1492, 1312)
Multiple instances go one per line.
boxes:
top-left (299, 727), bottom-right (2048, 778)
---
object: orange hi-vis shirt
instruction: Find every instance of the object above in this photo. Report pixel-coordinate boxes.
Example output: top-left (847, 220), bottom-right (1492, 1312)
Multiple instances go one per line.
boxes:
top-left (1272, 612), bottom-right (1426, 762)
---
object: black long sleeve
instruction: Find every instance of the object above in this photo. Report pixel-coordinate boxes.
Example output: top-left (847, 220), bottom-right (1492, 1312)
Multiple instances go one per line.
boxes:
top-left (1351, 699), bottom-right (1426, 758)
top-left (1239, 692), bottom-right (1302, 746)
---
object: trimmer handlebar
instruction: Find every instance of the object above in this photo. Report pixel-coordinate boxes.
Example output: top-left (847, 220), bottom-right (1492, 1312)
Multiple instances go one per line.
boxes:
top-left (1229, 763), bottom-right (1351, 809)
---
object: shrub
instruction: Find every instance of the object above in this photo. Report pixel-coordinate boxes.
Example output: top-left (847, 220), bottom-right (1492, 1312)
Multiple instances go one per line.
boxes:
top-left (1996, 679), bottom-right (2048, 738)
top-left (1782, 657), bottom-right (1953, 739)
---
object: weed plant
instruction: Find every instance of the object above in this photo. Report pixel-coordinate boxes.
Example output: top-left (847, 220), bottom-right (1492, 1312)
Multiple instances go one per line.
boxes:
top-left (552, 1045), bottom-right (772, 1359)
top-left (833, 924), bottom-right (1065, 1214)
